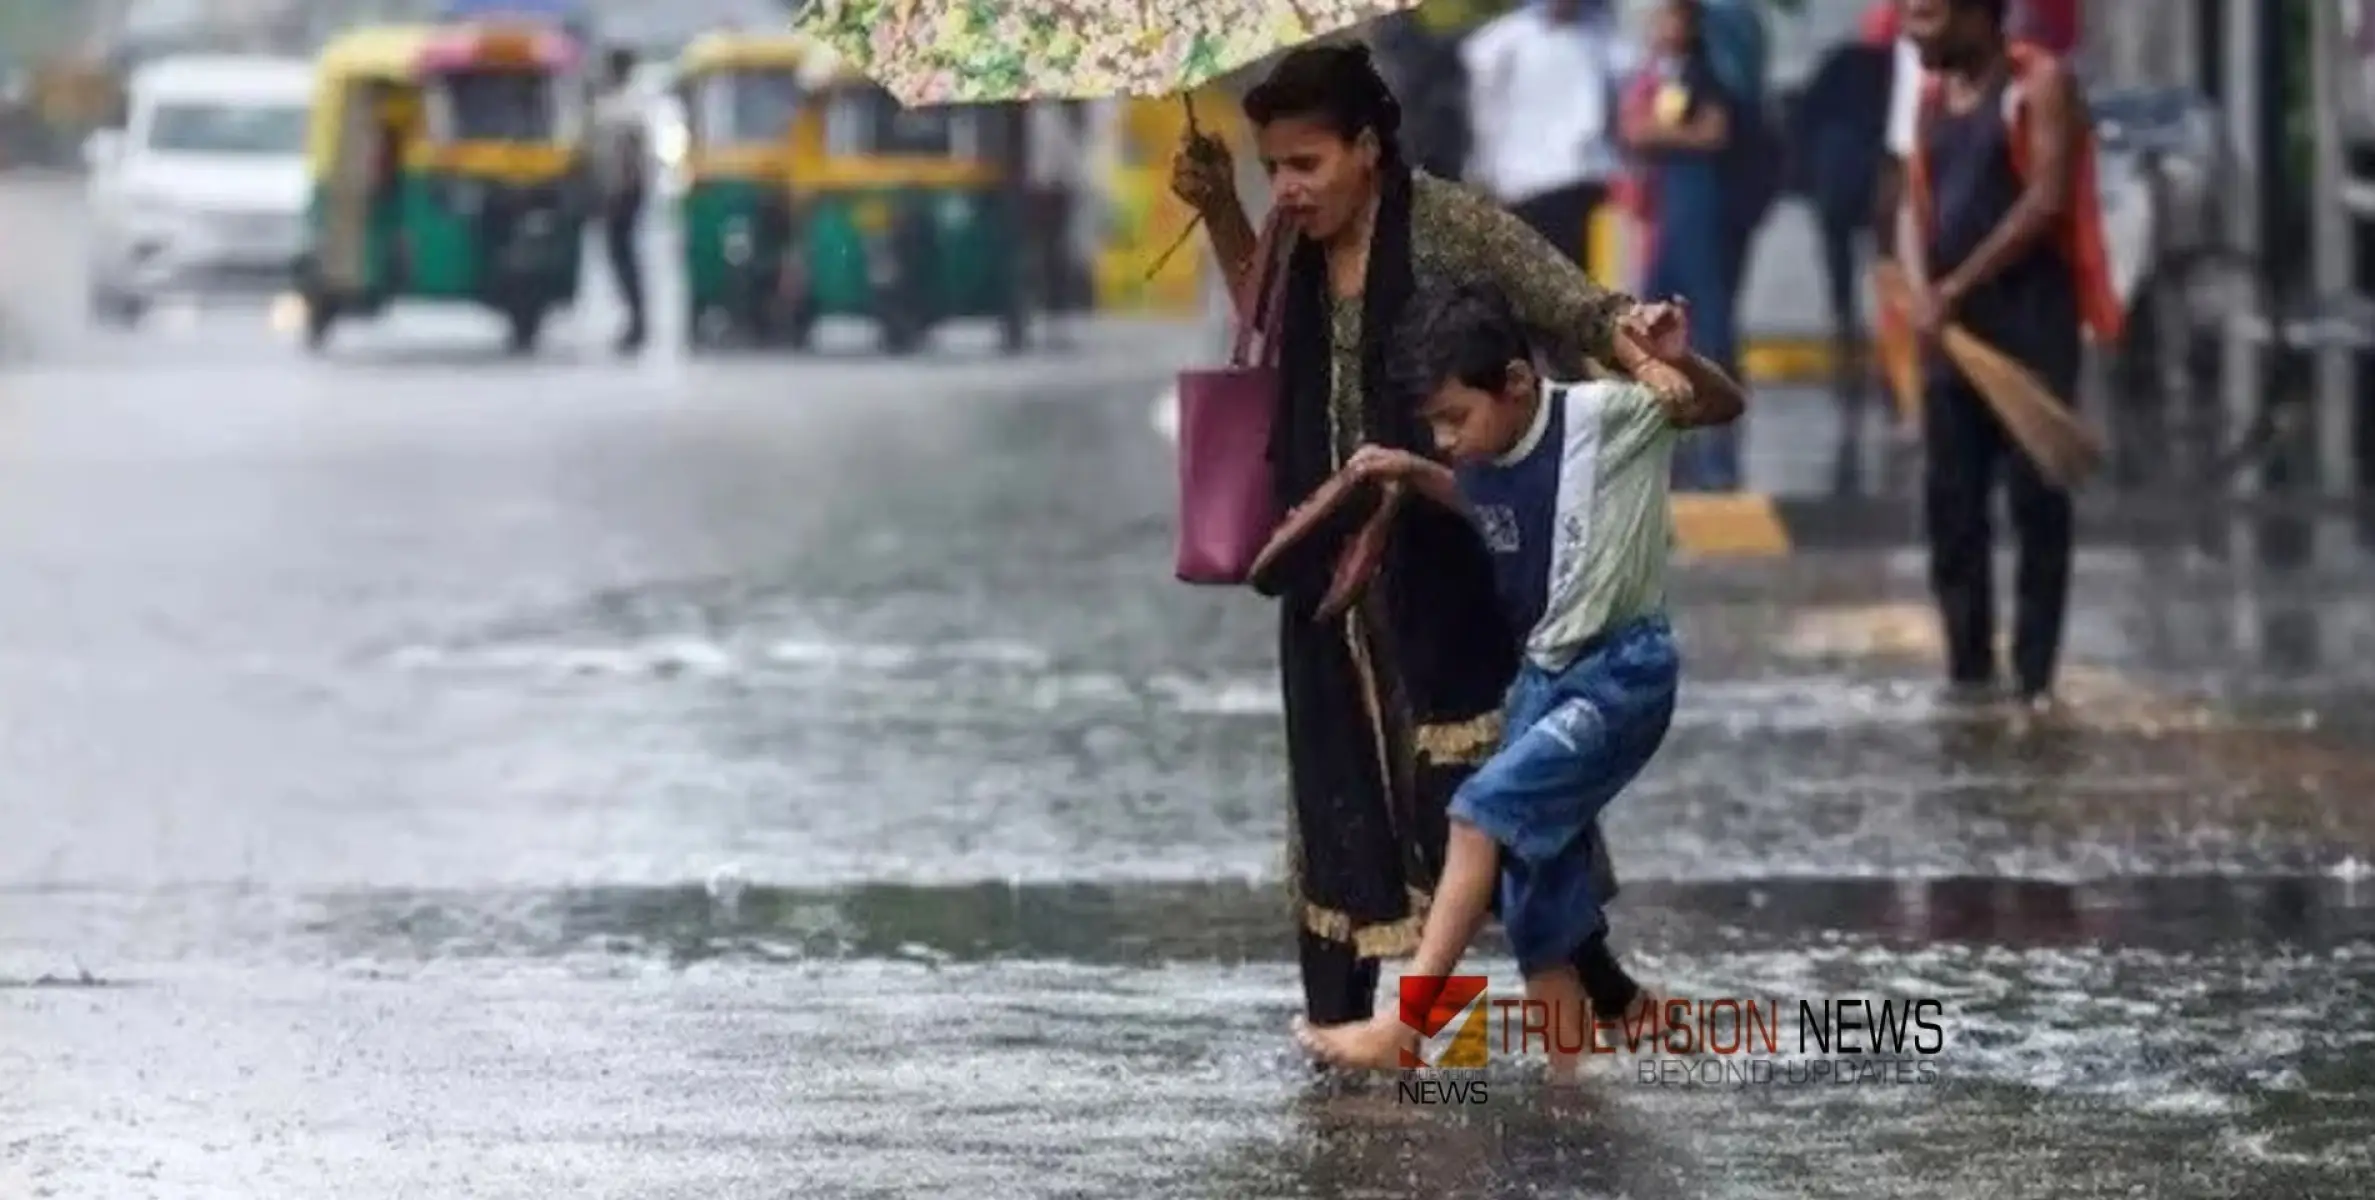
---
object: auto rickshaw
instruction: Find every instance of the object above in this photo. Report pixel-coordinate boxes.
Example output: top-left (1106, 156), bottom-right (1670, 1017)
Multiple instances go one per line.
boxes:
top-left (673, 31), bottom-right (810, 348)
top-left (784, 56), bottom-right (1027, 354)
top-left (295, 24), bottom-right (587, 353)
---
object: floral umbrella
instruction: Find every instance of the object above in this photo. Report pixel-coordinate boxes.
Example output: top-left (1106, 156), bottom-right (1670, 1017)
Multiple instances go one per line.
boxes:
top-left (791, 0), bottom-right (1421, 106)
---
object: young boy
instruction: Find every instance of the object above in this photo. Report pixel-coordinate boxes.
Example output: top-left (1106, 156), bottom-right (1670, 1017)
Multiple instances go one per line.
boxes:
top-left (1294, 283), bottom-right (1745, 1075)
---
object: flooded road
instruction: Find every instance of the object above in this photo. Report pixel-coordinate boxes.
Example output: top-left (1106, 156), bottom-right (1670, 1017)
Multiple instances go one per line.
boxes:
top-left (3, 178), bottom-right (2374, 1198)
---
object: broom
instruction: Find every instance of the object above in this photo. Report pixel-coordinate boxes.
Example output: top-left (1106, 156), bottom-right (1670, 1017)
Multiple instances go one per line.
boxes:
top-left (1869, 263), bottom-right (1924, 427)
top-left (1875, 263), bottom-right (2104, 490)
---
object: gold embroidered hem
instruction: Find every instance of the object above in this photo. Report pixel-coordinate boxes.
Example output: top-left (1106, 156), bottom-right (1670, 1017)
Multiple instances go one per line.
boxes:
top-left (1295, 885), bottom-right (1433, 959)
top-left (1415, 712), bottom-right (1502, 766)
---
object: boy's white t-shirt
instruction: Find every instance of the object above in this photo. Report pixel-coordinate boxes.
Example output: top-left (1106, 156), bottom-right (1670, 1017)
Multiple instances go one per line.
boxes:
top-left (1453, 379), bottom-right (1678, 672)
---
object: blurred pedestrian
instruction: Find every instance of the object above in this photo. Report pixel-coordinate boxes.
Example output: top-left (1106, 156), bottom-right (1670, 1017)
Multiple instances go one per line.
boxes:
top-left (1026, 99), bottom-right (1091, 348)
top-left (1368, 11), bottom-right (1472, 182)
top-left (1623, 0), bottom-right (1743, 491)
top-left (590, 47), bottom-right (649, 354)
top-left (1697, 0), bottom-right (1781, 280)
top-left (1791, 15), bottom-right (1899, 416)
top-left (1168, 43), bottom-right (1689, 1053)
top-left (1460, 0), bottom-right (1633, 277)
top-left (1897, 0), bottom-right (2121, 708)
top-left (1696, 0), bottom-right (1769, 111)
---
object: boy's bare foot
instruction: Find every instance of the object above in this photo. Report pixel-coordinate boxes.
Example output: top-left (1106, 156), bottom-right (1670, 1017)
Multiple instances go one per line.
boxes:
top-left (1292, 1014), bottom-right (1419, 1071)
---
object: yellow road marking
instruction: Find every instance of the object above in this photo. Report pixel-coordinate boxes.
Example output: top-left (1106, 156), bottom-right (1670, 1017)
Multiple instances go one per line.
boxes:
top-left (1740, 337), bottom-right (1838, 386)
top-left (1672, 493), bottom-right (1791, 558)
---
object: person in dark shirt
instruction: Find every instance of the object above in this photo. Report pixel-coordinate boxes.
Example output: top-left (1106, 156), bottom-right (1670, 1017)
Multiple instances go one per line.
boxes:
top-left (1898, 0), bottom-right (2119, 708)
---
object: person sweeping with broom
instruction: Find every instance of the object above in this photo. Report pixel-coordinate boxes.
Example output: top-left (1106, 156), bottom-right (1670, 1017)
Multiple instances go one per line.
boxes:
top-left (1896, 0), bottom-right (2121, 711)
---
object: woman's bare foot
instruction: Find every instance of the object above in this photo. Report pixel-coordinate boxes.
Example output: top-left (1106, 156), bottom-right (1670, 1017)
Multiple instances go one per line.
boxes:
top-left (1293, 1014), bottom-right (1420, 1071)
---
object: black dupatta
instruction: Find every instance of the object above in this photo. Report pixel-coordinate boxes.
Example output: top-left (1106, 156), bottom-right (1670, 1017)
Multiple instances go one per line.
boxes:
top-left (1267, 167), bottom-right (1517, 922)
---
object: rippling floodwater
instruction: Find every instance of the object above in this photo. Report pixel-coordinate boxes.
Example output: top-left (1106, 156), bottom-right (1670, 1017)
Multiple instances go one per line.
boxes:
top-left (2, 230), bottom-right (2374, 1193)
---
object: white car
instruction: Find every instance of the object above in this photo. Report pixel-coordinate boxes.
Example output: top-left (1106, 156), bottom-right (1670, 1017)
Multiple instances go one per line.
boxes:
top-left (84, 55), bottom-right (314, 325)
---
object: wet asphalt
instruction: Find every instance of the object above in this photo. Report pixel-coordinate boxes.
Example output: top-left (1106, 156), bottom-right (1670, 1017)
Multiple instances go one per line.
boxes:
top-left (3, 177), bottom-right (2374, 1198)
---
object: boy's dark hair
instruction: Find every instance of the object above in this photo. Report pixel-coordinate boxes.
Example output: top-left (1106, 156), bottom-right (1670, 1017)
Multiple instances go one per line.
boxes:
top-left (1241, 43), bottom-right (1404, 164)
top-left (1392, 282), bottom-right (1534, 407)
top-left (1949, 0), bottom-right (2008, 24)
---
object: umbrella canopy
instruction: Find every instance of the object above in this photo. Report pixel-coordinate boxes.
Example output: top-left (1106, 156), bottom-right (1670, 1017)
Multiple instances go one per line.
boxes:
top-left (793, 0), bottom-right (1418, 106)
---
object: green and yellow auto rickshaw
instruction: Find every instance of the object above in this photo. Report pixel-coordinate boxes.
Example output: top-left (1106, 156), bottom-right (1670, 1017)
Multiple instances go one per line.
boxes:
top-left (295, 23), bottom-right (587, 353)
top-left (673, 31), bottom-right (811, 347)
top-left (785, 58), bottom-right (1027, 355)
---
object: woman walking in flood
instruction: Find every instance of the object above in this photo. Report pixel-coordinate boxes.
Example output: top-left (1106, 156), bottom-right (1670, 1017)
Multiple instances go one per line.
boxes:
top-left (1169, 44), bottom-right (1692, 1046)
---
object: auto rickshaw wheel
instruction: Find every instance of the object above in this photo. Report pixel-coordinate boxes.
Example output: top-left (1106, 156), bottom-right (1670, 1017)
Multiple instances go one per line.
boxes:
top-left (504, 305), bottom-right (545, 354)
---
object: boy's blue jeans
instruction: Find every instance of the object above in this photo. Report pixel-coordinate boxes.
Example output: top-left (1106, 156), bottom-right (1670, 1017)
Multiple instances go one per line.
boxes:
top-left (1447, 615), bottom-right (1679, 976)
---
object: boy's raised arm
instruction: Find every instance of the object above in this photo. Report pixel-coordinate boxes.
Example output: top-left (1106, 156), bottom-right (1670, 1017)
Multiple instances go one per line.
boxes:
top-left (1400, 458), bottom-right (1468, 515)
top-left (1656, 352), bottom-right (1746, 429)
top-left (1621, 303), bottom-right (1746, 429)
top-left (1349, 446), bottom-right (1468, 515)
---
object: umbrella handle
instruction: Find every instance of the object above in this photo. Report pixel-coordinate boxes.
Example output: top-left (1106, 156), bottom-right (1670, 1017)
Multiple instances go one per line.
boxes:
top-left (1149, 94), bottom-right (1209, 281)
top-left (1144, 212), bottom-right (1205, 280)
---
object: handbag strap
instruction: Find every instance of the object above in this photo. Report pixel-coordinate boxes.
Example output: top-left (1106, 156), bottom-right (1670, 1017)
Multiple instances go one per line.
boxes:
top-left (1228, 212), bottom-right (1294, 368)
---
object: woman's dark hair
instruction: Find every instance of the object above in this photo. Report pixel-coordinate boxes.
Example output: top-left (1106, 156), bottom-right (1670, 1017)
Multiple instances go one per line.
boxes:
top-left (1951, 0), bottom-right (2009, 24)
top-left (1393, 282), bottom-right (1534, 405)
top-left (1241, 42), bottom-right (1403, 164)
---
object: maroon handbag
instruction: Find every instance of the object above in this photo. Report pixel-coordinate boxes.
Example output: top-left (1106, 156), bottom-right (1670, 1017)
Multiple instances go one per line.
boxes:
top-left (1174, 217), bottom-right (1292, 585)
